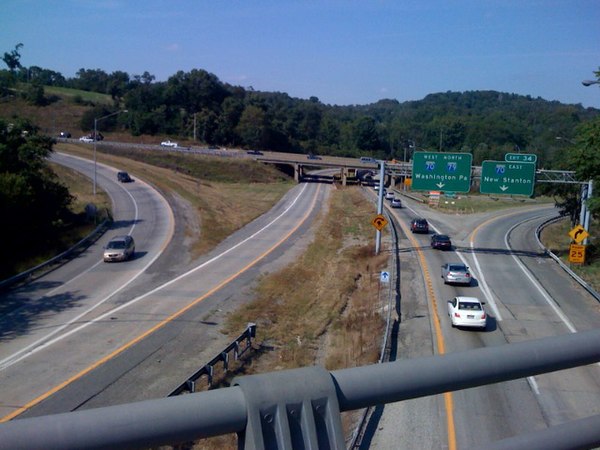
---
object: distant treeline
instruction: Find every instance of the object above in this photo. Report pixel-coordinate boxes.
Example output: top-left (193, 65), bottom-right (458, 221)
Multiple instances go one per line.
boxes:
top-left (3, 65), bottom-right (599, 166)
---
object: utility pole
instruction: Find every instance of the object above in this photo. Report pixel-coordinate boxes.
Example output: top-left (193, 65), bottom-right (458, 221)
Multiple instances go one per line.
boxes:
top-left (193, 112), bottom-right (197, 142)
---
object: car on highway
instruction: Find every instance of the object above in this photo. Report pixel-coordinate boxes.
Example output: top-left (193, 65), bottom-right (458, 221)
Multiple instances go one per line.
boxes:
top-left (447, 296), bottom-right (487, 329)
top-left (247, 149), bottom-right (263, 156)
top-left (431, 234), bottom-right (452, 250)
top-left (385, 191), bottom-right (395, 200)
top-left (390, 198), bottom-right (402, 208)
top-left (79, 136), bottom-right (94, 143)
top-left (359, 156), bottom-right (377, 164)
top-left (117, 171), bottom-right (133, 183)
top-left (160, 140), bottom-right (178, 148)
top-left (59, 131), bottom-right (71, 138)
top-left (410, 218), bottom-right (429, 233)
top-left (103, 235), bottom-right (135, 262)
top-left (441, 263), bottom-right (471, 285)
top-left (307, 153), bottom-right (322, 160)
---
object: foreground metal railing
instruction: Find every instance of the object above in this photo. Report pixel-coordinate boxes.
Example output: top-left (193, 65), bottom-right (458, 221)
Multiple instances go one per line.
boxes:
top-left (1, 328), bottom-right (599, 450)
top-left (168, 323), bottom-right (256, 395)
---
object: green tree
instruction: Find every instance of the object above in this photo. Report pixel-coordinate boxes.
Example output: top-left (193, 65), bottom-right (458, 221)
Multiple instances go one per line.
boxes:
top-left (2, 43), bottom-right (23, 72)
top-left (568, 117), bottom-right (600, 219)
top-left (0, 119), bottom-right (73, 277)
top-left (236, 105), bottom-right (267, 148)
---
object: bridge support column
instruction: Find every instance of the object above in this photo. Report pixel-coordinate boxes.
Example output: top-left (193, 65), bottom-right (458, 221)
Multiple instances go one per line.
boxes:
top-left (341, 168), bottom-right (347, 186)
top-left (294, 163), bottom-right (301, 183)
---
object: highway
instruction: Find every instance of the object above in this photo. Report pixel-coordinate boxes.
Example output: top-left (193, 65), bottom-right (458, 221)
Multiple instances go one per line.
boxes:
top-left (1, 150), bottom-right (598, 448)
top-left (366, 191), bottom-right (600, 449)
top-left (0, 153), bottom-right (329, 421)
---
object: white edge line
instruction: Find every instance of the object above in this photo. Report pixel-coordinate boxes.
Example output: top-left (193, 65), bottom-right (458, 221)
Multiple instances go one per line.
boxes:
top-left (0, 183), bottom-right (308, 370)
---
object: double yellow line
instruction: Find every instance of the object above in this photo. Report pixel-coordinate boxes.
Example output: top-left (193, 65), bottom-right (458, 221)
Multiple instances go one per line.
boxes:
top-left (392, 210), bottom-right (457, 450)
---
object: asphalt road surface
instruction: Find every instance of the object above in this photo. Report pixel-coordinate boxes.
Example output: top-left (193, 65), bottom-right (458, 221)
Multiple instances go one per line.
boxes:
top-left (365, 192), bottom-right (600, 449)
top-left (0, 154), bottom-right (329, 422)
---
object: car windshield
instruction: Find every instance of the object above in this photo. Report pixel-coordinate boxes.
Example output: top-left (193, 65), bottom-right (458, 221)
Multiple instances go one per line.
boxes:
top-left (449, 265), bottom-right (467, 272)
top-left (107, 241), bottom-right (126, 249)
top-left (436, 235), bottom-right (450, 241)
top-left (459, 302), bottom-right (482, 310)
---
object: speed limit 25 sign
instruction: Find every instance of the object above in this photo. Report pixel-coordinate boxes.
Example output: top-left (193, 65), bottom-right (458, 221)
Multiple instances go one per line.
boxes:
top-left (569, 244), bottom-right (586, 264)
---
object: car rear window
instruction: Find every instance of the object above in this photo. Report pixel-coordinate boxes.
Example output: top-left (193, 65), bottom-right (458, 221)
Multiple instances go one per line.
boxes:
top-left (459, 302), bottom-right (481, 310)
top-left (449, 265), bottom-right (466, 271)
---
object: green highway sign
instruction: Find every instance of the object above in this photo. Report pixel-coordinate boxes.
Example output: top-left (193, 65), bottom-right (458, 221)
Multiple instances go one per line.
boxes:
top-left (480, 161), bottom-right (536, 196)
top-left (411, 152), bottom-right (472, 192)
top-left (505, 153), bottom-right (537, 163)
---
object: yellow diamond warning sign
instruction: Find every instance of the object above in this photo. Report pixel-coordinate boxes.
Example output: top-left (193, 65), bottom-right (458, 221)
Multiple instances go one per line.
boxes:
top-left (568, 225), bottom-right (589, 244)
top-left (371, 214), bottom-right (388, 231)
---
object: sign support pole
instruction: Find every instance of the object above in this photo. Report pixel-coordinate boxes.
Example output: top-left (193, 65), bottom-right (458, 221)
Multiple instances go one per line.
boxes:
top-left (583, 180), bottom-right (593, 245)
top-left (375, 161), bottom-right (385, 255)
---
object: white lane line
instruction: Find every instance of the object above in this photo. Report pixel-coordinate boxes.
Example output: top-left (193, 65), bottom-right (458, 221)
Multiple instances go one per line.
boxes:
top-left (404, 202), bottom-right (503, 321)
top-left (504, 215), bottom-right (579, 393)
top-left (0, 183), bottom-right (309, 371)
top-left (504, 219), bottom-right (577, 333)
top-left (0, 163), bottom-right (164, 371)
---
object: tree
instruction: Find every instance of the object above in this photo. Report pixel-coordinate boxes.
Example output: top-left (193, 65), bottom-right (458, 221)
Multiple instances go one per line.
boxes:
top-left (0, 118), bottom-right (73, 277)
top-left (236, 105), bottom-right (267, 148)
top-left (353, 116), bottom-right (379, 152)
top-left (2, 43), bottom-right (23, 72)
top-left (567, 117), bottom-right (600, 220)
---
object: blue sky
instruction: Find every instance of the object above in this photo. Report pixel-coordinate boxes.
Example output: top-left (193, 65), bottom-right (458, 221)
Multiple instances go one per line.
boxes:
top-left (2, 1), bottom-right (599, 107)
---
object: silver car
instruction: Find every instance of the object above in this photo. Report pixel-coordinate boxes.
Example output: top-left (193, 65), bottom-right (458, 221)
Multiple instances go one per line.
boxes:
top-left (390, 198), bottom-right (402, 208)
top-left (441, 263), bottom-right (471, 285)
top-left (103, 235), bottom-right (135, 262)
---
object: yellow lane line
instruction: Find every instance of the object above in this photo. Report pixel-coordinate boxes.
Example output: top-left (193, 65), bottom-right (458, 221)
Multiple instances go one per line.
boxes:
top-left (391, 209), bottom-right (456, 450)
top-left (1, 184), bottom-right (322, 422)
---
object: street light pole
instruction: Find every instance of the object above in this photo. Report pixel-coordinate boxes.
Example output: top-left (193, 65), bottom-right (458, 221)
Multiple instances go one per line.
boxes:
top-left (93, 109), bottom-right (128, 195)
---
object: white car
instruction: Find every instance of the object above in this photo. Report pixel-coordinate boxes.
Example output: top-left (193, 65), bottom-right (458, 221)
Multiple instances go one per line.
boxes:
top-left (79, 136), bottom-right (94, 143)
top-left (161, 140), bottom-right (178, 148)
top-left (390, 198), bottom-right (402, 208)
top-left (447, 296), bottom-right (487, 329)
top-left (385, 191), bottom-right (395, 200)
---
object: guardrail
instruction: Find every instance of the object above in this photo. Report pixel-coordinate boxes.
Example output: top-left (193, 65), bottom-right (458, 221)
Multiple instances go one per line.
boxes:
top-left (536, 214), bottom-right (600, 303)
top-left (0, 217), bottom-right (110, 292)
top-left (1, 328), bottom-right (598, 449)
top-left (168, 323), bottom-right (256, 396)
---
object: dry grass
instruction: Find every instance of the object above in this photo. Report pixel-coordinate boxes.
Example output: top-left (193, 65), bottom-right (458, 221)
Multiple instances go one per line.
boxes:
top-left (56, 143), bottom-right (293, 257)
top-left (419, 192), bottom-right (554, 213)
top-left (224, 186), bottom-right (387, 371)
top-left (49, 162), bottom-right (111, 217)
top-left (540, 218), bottom-right (600, 292)
top-left (192, 187), bottom-right (389, 449)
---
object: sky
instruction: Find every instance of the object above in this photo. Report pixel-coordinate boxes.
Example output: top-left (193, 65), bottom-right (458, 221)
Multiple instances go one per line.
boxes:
top-left (2, 0), bottom-right (600, 108)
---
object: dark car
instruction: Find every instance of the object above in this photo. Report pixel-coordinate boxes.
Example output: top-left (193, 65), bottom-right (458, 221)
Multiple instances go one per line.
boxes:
top-left (410, 218), bottom-right (429, 233)
top-left (59, 131), bottom-right (71, 138)
top-left (431, 234), bottom-right (452, 250)
top-left (307, 153), bottom-right (322, 160)
top-left (247, 150), bottom-right (263, 156)
top-left (117, 171), bottom-right (133, 183)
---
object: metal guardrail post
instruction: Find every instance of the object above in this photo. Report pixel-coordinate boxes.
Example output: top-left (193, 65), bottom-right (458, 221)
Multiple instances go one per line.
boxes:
top-left (234, 365), bottom-right (345, 450)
